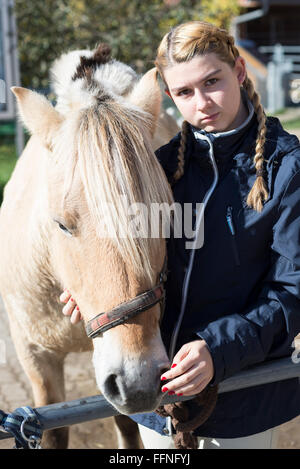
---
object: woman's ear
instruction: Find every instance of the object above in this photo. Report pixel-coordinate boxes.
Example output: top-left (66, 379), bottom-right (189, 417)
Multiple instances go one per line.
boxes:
top-left (234, 56), bottom-right (247, 86)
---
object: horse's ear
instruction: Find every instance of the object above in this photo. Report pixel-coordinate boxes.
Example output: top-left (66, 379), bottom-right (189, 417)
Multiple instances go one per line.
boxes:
top-left (11, 87), bottom-right (63, 147)
top-left (128, 68), bottom-right (162, 136)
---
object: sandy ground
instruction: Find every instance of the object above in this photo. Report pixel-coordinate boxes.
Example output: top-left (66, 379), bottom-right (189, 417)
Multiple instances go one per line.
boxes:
top-left (1, 294), bottom-right (300, 450)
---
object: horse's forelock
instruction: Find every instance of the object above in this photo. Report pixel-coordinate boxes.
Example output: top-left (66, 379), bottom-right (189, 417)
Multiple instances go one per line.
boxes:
top-left (62, 99), bottom-right (172, 284)
top-left (51, 47), bottom-right (138, 116)
top-left (72, 43), bottom-right (112, 82)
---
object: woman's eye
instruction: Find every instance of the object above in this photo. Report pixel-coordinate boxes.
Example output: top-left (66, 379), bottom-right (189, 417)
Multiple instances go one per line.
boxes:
top-left (205, 78), bottom-right (218, 87)
top-left (178, 89), bottom-right (191, 97)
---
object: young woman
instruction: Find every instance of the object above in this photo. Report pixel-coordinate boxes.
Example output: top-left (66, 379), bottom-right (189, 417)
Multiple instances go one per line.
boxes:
top-left (61, 21), bottom-right (300, 449)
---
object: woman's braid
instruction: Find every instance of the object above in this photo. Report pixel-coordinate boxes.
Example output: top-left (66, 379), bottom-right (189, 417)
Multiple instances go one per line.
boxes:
top-left (172, 120), bottom-right (189, 184)
top-left (243, 76), bottom-right (268, 211)
top-left (229, 39), bottom-right (268, 211)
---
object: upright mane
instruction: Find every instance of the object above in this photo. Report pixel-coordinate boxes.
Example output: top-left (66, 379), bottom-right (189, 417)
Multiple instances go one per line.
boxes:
top-left (50, 44), bottom-right (138, 114)
top-left (50, 45), bottom-right (173, 283)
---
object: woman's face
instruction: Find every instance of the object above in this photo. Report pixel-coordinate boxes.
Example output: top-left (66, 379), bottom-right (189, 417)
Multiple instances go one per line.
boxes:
top-left (163, 52), bottom-right (248, 133)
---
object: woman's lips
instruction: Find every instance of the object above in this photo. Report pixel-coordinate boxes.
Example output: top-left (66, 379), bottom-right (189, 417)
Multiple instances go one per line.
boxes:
top-left (201, 112), bottom-right (219, 123)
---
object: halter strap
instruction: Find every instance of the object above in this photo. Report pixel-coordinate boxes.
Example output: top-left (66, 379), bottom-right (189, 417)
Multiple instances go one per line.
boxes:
top-left (85, 257), bottom-right (167, 339)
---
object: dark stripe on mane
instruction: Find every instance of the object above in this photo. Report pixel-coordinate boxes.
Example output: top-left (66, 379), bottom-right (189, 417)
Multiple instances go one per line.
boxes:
top-left (72, 43), bottom-right (112, 81)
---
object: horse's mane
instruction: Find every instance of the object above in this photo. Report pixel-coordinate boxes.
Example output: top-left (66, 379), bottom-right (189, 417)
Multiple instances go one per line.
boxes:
top-left (50, 45), bottom-right (173, 283)
top-left (50, 46), bottom-right (139, 114)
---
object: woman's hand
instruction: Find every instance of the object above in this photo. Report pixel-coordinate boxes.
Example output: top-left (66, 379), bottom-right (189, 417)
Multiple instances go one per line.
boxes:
top-left (160, 340), bottom-right (214, 396)
top-left (60, 289), bottom-right (83, 324)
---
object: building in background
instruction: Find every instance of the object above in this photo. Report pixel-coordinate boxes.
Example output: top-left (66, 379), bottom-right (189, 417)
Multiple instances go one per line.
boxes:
top-left (232, 0), bottom-right (300, 111)
top-left (0, 0), bottom-right (23, 154)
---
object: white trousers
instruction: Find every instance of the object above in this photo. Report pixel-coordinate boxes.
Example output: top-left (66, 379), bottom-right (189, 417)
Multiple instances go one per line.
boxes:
top-left (138, 424), bottom-right (279, 449)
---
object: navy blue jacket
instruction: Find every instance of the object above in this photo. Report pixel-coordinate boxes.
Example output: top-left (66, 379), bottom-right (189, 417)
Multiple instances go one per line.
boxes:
top-left (131, 113), bottom-right (300, 438)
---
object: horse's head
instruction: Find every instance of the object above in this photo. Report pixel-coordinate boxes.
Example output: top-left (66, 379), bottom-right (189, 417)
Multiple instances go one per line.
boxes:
top-left (12, 50), bottom-right (174, 414)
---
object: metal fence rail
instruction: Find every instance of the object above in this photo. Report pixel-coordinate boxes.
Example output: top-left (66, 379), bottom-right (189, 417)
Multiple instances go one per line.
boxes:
top-left (1, 356), bottom-right (300, 442)
top-left (258, 44), bottom-right (300, 111)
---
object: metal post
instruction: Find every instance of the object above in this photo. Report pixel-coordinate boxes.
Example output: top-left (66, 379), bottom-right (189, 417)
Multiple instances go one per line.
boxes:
top-left (8, 0), bottom-right (24, 156)
top-left (267, 44), bottom-right (293, 113)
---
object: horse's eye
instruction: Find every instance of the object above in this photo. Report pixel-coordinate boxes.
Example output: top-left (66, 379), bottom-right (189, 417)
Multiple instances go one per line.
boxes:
top-left (54, 219), bottom-right (73, 237)
top-left (59, 223), bottom-right (73, 237)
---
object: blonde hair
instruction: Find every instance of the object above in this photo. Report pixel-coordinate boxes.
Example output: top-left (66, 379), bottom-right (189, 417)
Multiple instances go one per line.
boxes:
top-left (155, 21), bottom-right (268, 212)
top-left (54, 92), bottom-right (173, 286)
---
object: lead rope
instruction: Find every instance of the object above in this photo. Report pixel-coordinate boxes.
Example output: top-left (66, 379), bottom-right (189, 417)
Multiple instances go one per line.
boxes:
top-left (0, 406), bottom-right (43, 449)
top-left (156, 386), bottom-right (218, 449)
top-left (155, 131), bottom-right (219, 449)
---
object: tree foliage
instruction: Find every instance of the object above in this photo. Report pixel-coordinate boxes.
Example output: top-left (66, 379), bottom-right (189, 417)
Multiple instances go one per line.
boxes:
top-left (201, 0), bottom-right (241, 29)
top-left (14, 0), bottom-right (241, 89)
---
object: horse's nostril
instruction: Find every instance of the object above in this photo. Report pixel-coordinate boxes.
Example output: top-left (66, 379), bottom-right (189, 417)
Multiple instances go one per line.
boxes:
top-left (104, 374), bottom-right (119, 398)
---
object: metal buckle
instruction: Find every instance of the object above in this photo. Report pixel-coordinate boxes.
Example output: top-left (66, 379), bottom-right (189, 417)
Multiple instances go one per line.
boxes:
top-left (20, 417), bottom-right (42, 449)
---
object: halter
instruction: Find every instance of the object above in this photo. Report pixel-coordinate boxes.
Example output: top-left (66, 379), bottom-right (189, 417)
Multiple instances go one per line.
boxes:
top-left (85, 257), bottom-right (168, 339)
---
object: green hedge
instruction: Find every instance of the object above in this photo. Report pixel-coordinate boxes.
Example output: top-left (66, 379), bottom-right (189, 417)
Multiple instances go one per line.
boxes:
top-left (0, 122), bottom-right (15, 137)
top-left (0, 136), bottom-right (17, 205)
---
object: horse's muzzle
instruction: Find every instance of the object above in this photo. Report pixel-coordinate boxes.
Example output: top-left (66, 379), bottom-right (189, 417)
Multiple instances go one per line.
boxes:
top-left (102, 364), bottom-right (169, 414)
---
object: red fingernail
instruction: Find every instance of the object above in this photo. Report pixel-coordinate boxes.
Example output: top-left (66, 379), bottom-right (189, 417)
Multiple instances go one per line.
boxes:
top-left (76, 306), bottom-right (80, 311)
top-left (177, 393), bottom-right (183, 396)
top-left (171, 364), bottom-right (177, 368)
top-left (162, 387), bottom-right (168, 393)
top-left (161, 376), bottom-right (167, 381)
top-left (70, 298), bottom-right (74, 302)
top-left (168, 391), bottom-right (175, 395)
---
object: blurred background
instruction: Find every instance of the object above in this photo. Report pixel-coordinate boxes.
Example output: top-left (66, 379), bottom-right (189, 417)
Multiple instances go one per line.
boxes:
top-left (0, 0), bottom-right (300, 203)
top-left (0, 0), bottom-right (300, 449)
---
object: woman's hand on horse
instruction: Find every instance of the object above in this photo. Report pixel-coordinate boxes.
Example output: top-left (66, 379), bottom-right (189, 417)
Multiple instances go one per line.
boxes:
top-left (60, 289), bottom-right (83, 324)
top-left (160, 340), bottom-right (214, 397)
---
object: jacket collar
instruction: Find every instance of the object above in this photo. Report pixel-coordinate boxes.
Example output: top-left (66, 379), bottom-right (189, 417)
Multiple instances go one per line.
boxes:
top-left (190, 92), bottom-right (257, 164)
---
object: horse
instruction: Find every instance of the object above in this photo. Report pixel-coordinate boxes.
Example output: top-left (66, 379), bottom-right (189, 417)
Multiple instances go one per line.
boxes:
top-left (0, 44), bottom-right (179, 448)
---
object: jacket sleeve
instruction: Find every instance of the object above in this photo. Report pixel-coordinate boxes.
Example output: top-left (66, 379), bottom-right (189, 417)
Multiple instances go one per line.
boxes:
top-left (197, 167), bottom-right (300, 385)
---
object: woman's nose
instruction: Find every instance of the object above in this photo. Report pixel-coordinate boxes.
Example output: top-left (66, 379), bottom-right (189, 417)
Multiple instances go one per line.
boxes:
top-left (195, 89), bottom-right (210, 112)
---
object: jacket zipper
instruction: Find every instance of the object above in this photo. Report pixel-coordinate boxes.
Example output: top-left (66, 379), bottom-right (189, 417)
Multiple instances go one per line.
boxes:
top-left (226, 206), bottom-right (241, 266)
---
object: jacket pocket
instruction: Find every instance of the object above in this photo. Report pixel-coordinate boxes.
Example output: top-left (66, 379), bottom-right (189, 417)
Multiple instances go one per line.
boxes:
top-left (226, 206), bottom-right (241, 266)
